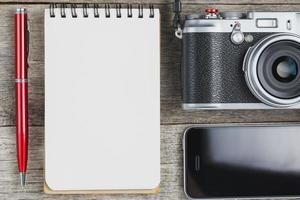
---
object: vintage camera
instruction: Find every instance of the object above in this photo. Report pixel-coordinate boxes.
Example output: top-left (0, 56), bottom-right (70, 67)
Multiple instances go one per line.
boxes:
top-left (176, 8), bottom-right (300, 109)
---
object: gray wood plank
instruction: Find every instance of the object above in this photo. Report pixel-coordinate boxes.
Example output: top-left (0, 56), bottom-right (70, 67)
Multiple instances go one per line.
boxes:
top-left (2, 124), bottom-right (298, 199)
top-left (182, 0), bottom-right (300, 4)
top-left (1, 0), bottom-right (300, 5)
top-left (0, 125), bottom-right (186, 199)
top-left (1, 2), bottom-right (300, 200)
top-left (0, 5), bottom-right (44, 126)
top-left (2, 4), bottom-right (300, 127)
top-left (0, 0), bottom-right (173, 4)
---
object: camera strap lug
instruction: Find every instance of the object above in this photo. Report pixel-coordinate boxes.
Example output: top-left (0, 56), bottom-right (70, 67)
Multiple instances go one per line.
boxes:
top-left (175, 26), bottom-right (183, 39)
top-left (173, 0), bottom-right (183, 39)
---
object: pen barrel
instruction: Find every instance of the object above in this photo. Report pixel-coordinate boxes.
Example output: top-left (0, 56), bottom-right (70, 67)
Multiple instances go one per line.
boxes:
top-left (15, 9), bottom-right (28, 173)
top-left (15, 83), bottom-right (28, 172)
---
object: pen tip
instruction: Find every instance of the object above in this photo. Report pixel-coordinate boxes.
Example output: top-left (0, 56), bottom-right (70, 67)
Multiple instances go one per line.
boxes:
top-left (20, 172), bottom-right (26, 187)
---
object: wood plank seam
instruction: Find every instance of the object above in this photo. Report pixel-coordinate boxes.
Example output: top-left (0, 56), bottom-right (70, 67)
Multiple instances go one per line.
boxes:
top-left (2, 2), bottom-right (300, 5)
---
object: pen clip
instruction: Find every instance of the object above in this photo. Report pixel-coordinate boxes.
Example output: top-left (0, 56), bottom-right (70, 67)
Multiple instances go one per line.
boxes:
top-left (26, 20), bottom-right (30, 68)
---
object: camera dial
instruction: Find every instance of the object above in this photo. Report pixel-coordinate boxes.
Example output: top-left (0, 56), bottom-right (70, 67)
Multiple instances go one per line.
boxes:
top-left (231, 23), bottom-right (244, 45)
top-left (220, 12), bottom-right (247, 19)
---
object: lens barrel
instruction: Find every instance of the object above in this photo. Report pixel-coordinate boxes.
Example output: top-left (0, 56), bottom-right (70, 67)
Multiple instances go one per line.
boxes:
top-left (243, 33), bottom-right (300, 107)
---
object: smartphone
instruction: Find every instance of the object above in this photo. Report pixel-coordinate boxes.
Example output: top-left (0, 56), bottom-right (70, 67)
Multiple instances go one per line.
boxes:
top-left (183, 125), bottom-right (300, 199)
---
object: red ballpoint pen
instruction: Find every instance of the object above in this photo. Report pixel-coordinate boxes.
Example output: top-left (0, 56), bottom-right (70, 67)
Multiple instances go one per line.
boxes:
top-left (15, 8), bottom-right (29, 187)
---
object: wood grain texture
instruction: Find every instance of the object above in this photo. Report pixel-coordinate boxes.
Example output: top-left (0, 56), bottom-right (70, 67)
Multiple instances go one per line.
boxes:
top-left (1, 1), bottom-right (300, 199)
top-left (1, 0), bottom-right (173, 4)
top-left (0, 126), bottom-right (186, 200)
top-left (2, 4), bottom-right (300, 126)
top-left (2, 0), bottom-right (300, 4)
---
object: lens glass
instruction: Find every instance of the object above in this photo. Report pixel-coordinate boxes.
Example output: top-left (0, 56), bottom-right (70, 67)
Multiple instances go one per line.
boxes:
top-left (272, 56), bottom-right (298, 82)
top-left (256, 40), bottom-right (300, 99)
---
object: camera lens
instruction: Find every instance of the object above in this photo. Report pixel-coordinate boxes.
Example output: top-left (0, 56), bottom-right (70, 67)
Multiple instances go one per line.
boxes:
top-left (272, 56), bottom-right (298, 82)
top-left (257, 40), bottom-right (300, 99)
top-left (243, 33), bottom-right (300, 107)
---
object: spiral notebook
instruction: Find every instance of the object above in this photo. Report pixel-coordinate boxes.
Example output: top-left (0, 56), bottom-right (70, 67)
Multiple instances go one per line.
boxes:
top-left (44, 4), bottom-right (160, 194)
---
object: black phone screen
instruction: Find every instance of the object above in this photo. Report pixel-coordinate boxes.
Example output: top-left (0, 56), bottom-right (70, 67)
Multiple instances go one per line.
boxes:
top-left (184, 126), bottom-right (300, 199)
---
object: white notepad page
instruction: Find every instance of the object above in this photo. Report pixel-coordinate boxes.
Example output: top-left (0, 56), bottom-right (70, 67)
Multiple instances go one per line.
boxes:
top-left (44, 7), bottom-right (160, 191)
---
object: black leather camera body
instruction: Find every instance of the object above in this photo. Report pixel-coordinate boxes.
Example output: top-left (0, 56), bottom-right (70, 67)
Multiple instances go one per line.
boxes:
top-left (177, 9), bottom-right (300, 109)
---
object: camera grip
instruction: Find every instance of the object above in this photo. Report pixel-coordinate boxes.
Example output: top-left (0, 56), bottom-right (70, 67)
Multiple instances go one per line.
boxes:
top-left (182, 32), bottom-right (259, 104)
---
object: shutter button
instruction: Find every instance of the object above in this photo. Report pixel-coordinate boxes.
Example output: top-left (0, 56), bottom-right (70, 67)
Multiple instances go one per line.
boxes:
top-left (205, 8), bottom-right (219, 14)
top-left (205, 8), bottom-right (219, 19)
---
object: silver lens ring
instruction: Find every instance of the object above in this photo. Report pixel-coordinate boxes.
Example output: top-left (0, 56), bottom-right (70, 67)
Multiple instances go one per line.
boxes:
top-left (243, 33), bottom-right (300, 108)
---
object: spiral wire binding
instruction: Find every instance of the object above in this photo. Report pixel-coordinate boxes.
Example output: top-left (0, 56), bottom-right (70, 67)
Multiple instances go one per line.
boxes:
top-left (116, 4), bottom-right (122, 18)
top-left (83, 4), bottom-right (89, 17)
top-left (138, 4), bottom-right (143, 18)
top-left (71, 4), bottom-right (78, 18)
top-left (149, 4), bottom-right (154, 18)
top-left (50, 3), bottom-right (56, 17)
top-left (60, 4), bottom-right (66, 18)
top-left (94, 4), bottom-right (99, 18)
top-left (105, 4), bottom-right (110, 18)
top-left (49, 3), bottom-right (155, 18)
top-left (127, 4), bottom-right (133, 18)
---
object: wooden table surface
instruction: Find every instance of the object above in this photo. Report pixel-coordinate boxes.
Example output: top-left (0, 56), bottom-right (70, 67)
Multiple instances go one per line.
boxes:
top-left (1, 0), bottom-right (300, 199)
